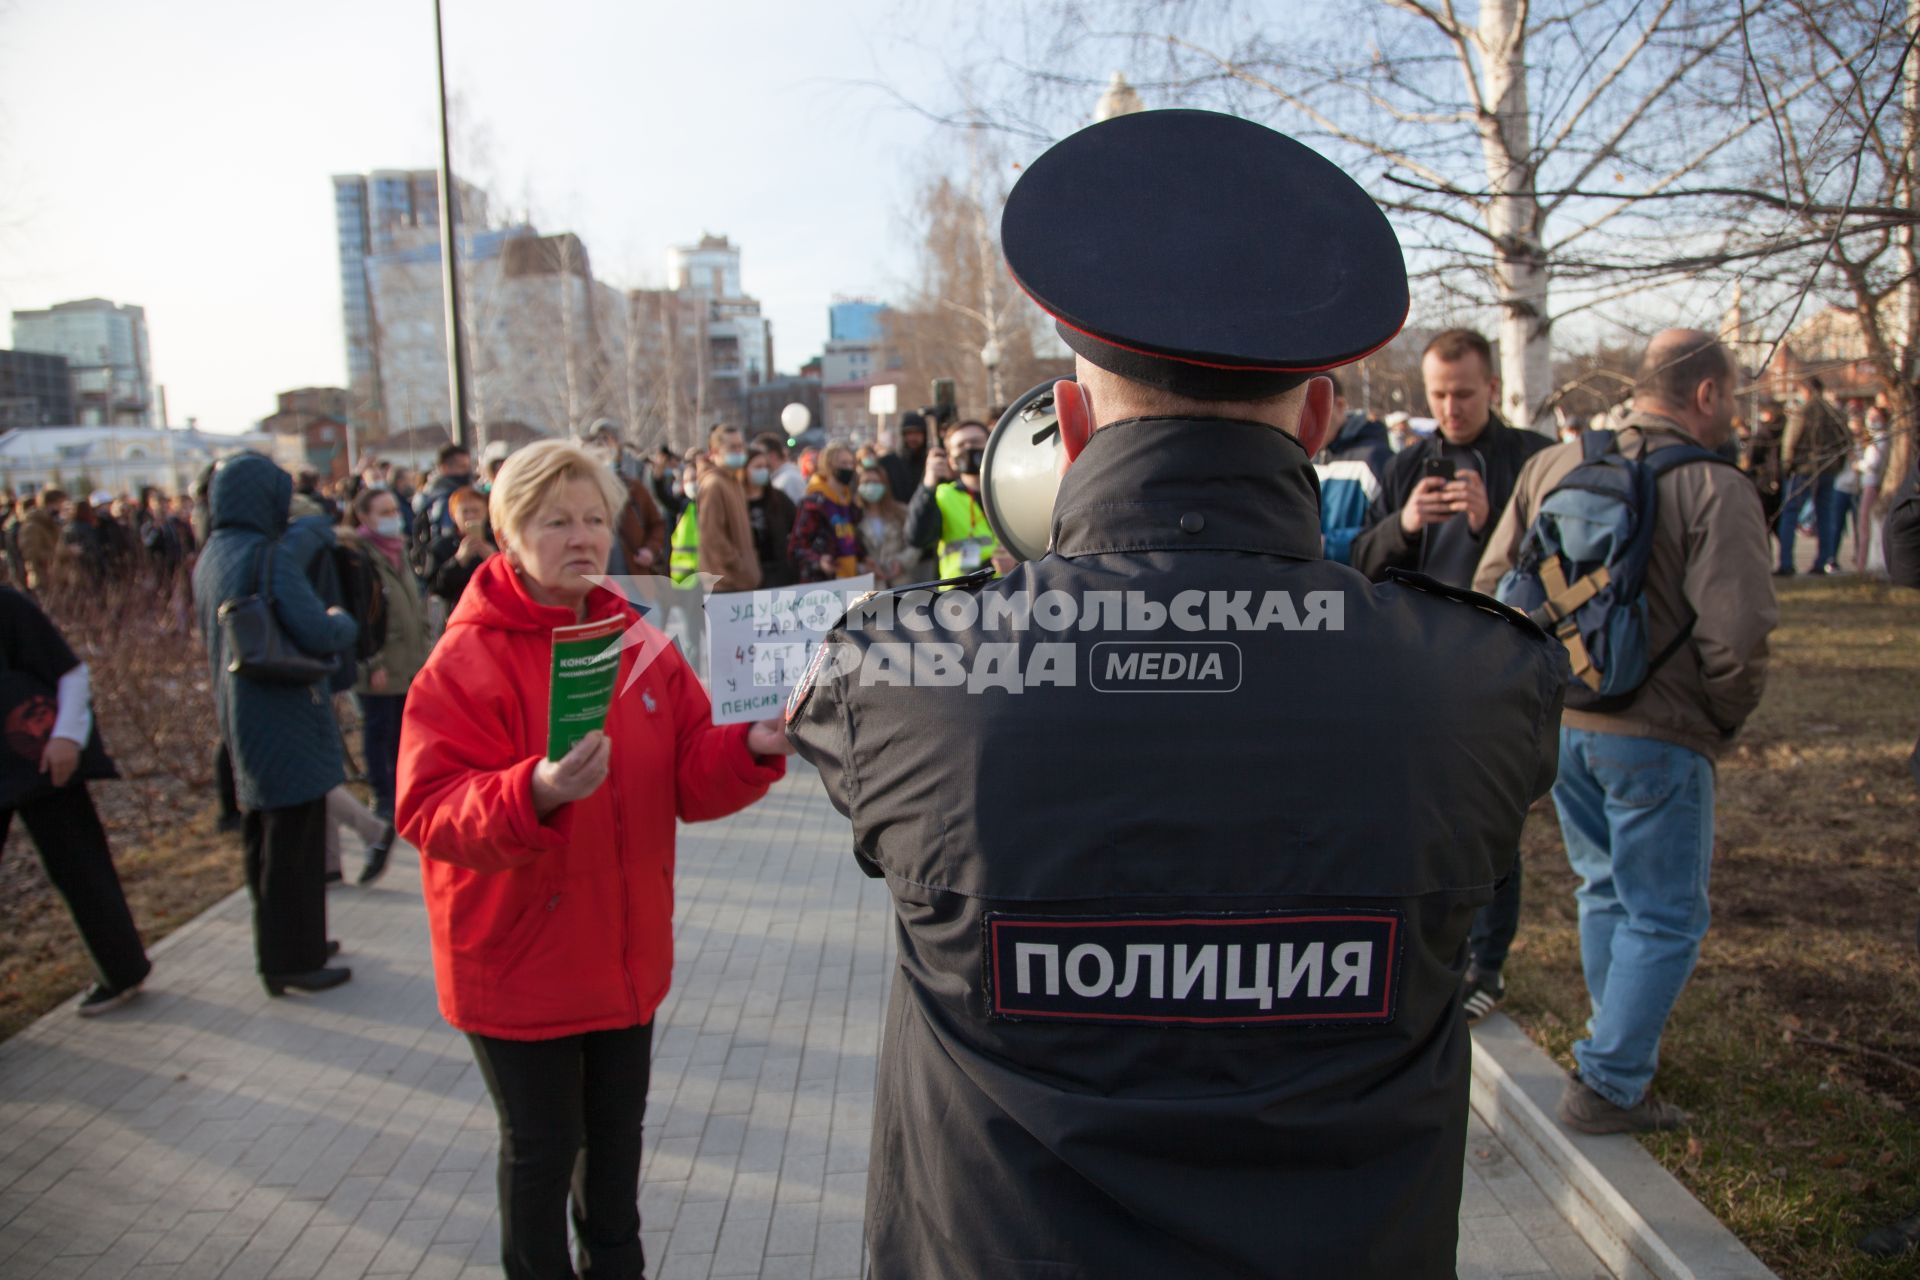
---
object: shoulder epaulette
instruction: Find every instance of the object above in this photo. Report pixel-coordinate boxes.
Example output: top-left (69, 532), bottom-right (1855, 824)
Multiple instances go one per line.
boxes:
top-left (1383, 568), bottom-right (1549, 639)
top-left (841, 567), bottom-right (997, 624)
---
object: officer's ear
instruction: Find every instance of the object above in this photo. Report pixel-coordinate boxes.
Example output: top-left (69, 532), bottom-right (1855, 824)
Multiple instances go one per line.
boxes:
top-left (1293, 376), bottom-right (1336, 457)
top-left (1056, 379), bottom-right (1093, 474)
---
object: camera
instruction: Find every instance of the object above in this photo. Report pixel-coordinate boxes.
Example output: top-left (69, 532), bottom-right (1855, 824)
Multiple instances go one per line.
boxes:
top-left (932, 379), bottom-right (958, 429)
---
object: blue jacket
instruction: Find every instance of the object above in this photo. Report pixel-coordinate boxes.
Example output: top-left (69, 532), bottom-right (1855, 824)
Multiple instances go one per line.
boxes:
top-left (1321, 412), bottom-right (1394, 484)
top-left (1315, 458), bottom-right (1382, 565)
top-left (191, 453), bottom-right (358, 811)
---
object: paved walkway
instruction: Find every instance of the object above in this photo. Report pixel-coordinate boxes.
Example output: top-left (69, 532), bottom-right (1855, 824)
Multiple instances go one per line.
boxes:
top-left (0, 765), bottom-right (1610, 1279)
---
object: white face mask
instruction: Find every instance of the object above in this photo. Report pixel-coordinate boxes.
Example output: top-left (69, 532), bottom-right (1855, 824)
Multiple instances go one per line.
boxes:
top-left (372, 514), bottom-right (404, 539)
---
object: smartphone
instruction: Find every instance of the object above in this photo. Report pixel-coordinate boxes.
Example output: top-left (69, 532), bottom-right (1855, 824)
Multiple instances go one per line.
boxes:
top-left (932, 378), bottom-right (958, 427)
top-left (1421, 457), bottom-right (1457, 483)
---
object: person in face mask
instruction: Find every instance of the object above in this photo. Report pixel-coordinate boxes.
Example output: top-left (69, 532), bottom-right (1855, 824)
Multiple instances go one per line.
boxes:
top-left (856, 461), bottom-right (912, 587)
top-left (788, 442), bottom-right (869, 582)
top-left (668, 458), bottom-right (705, 586)
top-left (587, 423), bottom-right (667, 577)
top-left (692, 426), bottom-right (762, 591)
top-left (906, 418), bottom-right (1015, 579)
top-left (742, 444), bottom-right (798, 587)
top-left (339, 486), bottom-right (431, 883)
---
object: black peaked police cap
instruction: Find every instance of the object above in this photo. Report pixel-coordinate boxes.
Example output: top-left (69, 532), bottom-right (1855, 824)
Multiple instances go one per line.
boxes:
top-left (1001, 109), bottom-right (1408, 400)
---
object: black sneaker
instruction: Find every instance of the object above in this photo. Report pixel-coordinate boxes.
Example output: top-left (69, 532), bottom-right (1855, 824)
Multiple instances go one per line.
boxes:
top-left (1556, 1076), bottom-right (1691, 1134)
top-left (1860, 1210), bottom-right (1920, 1257)
top-left (1462, 967), bottom-right (1505, 1023)
top-left (76, 982), bottom-right (143, 1018)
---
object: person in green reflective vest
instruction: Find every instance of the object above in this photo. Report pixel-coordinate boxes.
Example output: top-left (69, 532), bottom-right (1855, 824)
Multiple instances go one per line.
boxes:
top-left (906, 419), bottom-right (1018, 580)
top-left (668, 460), bottom-right (703, 585)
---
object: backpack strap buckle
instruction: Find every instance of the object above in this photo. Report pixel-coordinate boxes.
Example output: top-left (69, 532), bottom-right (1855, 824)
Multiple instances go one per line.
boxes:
top-left (1533, 559), bottom-right (1609, 691)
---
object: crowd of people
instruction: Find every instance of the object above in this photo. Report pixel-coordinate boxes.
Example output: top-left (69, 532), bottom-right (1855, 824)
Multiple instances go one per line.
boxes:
top-left (2, 313), bottom-right (1917, 1272)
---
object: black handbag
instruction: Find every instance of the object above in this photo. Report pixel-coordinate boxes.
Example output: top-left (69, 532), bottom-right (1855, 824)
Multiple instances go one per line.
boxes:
top-left (217, 540), bottom-right (337, 685)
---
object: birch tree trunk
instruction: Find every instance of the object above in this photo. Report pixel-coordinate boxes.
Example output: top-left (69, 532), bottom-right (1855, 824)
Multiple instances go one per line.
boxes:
top-left (1891, 0), bottom-right (1920, 485)
top-left (1475, 0), bottom-right (1553, 434)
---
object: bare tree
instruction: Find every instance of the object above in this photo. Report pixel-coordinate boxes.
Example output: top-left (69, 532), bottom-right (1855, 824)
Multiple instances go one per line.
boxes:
top-left (1713, 0), bottom-right (1920, 486)
top-left (919, 0), bottom-right (1824, 432)
top-left (885, 163), bottom-right (1070, 420)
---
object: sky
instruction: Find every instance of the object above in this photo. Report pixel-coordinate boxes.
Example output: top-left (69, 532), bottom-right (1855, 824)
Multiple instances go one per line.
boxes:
top-left (0, 0), bottom-right (972, 433)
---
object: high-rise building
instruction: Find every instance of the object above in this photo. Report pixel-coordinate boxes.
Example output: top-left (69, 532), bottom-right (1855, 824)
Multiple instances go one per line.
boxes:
top-left (665, 234), bottom-right (774, 427)
top-left (367, 228), bottom-right (627, 442)
top-left (333, 169), bottom-right (490, 430)
top-left (10, 300), bottom-right (152, 425)
top-left (0, 350), bottom-right (75, 427)
top-left (829, 299), bottom-right (888, 344)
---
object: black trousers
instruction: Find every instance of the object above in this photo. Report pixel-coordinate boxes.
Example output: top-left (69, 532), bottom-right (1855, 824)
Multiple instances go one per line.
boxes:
top-left (0, 782), bottom-right (150, 993)
top-left (214, 741), bottom-right (239, 822)
top-left (241, 797), bottom-right (329, 975)
top-left (1469, 854), bottom-right (1523, 975)
top-left (468, 1022), bottom-right (654, 1280)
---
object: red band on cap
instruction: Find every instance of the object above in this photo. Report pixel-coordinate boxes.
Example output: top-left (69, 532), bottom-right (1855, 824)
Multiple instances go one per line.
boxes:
top-left (1008, 268), bottom-right (1410, 375)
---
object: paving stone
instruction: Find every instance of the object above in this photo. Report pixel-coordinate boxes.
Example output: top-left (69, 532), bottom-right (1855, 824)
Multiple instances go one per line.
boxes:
top-left (0, 771), bottom-right (1623, 1278)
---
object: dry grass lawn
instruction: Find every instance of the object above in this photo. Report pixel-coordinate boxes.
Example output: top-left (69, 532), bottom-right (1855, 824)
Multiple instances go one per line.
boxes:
top-left (1507, 575), bottom-right (1920, 1279)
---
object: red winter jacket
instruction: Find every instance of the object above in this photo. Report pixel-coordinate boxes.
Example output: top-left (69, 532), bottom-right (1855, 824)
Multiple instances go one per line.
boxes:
top-left (397, 554), bottom-right (784, 1040)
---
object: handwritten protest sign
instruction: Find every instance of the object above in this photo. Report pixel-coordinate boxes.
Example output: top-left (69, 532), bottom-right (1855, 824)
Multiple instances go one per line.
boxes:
top-left (705, 577), bottom-right (873, 725)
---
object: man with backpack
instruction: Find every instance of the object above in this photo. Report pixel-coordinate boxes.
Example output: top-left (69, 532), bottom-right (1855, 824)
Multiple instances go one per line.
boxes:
top-left (1475, 329), bottom-right (1776, 1134)
top-left (409, 442), bottom-right (474, 576)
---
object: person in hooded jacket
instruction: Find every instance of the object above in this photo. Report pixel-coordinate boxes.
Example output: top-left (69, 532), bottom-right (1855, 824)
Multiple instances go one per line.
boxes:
top-left (191, 453), bottom-right (358, 995)
top-left (396, 439), bottom-right (793, 1280)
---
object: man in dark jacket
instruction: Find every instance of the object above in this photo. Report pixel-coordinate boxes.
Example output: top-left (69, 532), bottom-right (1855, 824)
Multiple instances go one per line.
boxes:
top-left (191, 453), bottom-right (358, 995)
top-left (1352, 330), bottom-right (1552, 588)
top-left (789, 109), bottom-right (1564, 1280)
top-left (1352, 330), bottom-right (1552, 1018)
top-left (1778, 375), bottom-right (1853, 574)
top-left (1744, 400), bottom-right (1787, 539)
top-left (409, 443), bottom-right (474, 575)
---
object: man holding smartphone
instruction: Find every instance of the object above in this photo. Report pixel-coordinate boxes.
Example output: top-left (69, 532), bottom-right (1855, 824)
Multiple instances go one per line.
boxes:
top-left (1352, 328), bottom-right (1552, 1021)
top-left (906, 419), bottom-right (1018, 578)
top-left (1352, 330), bottom-right (1549, 588)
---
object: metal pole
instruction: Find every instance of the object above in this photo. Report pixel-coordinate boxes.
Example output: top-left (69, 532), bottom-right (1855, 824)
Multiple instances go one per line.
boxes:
top-left (433, 0), bottom-right (471, 450)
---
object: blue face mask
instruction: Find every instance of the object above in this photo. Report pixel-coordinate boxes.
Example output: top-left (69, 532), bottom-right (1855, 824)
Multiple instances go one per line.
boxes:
top-left (372, 515), bottom-right (404, 538)
top-left (722, 450), bottom-right (748, 470)
top-left (748, 467), bottom-right (771, 487)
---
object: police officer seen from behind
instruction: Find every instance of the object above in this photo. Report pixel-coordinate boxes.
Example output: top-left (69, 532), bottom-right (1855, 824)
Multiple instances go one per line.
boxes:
top-left (788, 109), bottom-right (1566, 1279)
top-left (1352, 326), bottom-right (1553, 1023)
top-left (907, 418), bottom-right (1020, 578)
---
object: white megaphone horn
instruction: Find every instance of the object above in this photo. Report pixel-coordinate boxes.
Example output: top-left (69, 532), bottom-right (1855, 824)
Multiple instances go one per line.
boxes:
top-left (980, 378), bottom-right (1073, 564)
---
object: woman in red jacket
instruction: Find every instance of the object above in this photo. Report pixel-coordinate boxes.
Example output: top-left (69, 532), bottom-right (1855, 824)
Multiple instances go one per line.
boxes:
top-left (398, 439), bottom-right (792, 1280)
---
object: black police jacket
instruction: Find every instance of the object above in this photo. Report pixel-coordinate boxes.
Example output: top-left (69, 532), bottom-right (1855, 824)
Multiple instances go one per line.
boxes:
top-left (789, 416), bottom-right (1565, 1280)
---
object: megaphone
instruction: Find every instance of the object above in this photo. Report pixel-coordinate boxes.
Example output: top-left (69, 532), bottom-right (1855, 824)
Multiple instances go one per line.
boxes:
top-left (980, 378), bottom-right (1071, 564)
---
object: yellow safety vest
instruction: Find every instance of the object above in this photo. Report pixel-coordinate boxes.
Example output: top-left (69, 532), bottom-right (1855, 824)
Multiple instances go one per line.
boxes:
top-left (935, 483), bottom-right (997, 579)
top-left (670, 503), bottom-right (699, 585)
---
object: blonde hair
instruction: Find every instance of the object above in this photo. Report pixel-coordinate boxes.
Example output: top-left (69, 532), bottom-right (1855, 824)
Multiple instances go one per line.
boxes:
top-left (487, 439), bottom-right (627, 550)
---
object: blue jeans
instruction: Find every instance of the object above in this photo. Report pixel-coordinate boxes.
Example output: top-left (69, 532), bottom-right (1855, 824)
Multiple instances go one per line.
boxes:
top-left (1777, 473), bottom-right (1842, 571)
top-left (1552, 727), bottom-right (1713, 1109)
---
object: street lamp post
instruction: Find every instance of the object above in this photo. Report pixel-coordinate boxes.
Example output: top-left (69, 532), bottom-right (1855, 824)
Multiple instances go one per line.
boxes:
top-left (433, 0), bottom-right (472, 451)
top-left (980, 340), bottom-right (1003, 409)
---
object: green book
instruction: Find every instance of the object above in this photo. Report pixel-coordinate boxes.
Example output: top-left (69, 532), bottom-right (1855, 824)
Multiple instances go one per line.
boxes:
top-left (547, 614), bottom-right (627, 760)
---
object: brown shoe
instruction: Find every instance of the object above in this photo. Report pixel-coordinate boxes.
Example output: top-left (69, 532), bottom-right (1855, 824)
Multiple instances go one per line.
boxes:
top-left (1556, 1076), bottom-right (1691, 1135)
